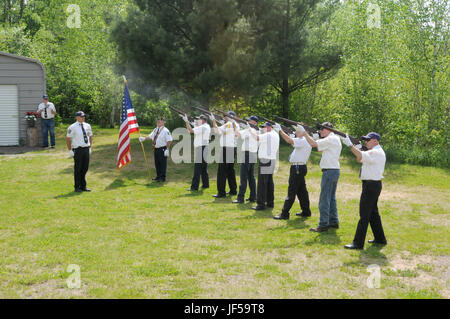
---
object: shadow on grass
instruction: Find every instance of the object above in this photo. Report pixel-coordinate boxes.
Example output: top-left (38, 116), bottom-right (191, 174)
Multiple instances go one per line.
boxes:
top-left (304, 229), bottom-right (342, 246)
top-left (54, 191), bottom-right (84, 199)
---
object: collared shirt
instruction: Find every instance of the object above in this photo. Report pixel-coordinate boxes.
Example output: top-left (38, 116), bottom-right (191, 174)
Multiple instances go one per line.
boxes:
top-left (193, 123), bottom-right (211, 147)
top-left (289, 137), bottom-right (312, 164)
top-left (360, 145), bottom-right (386, 181)
top-left (37, 102), bottom-right (56, 119)
top-left (239, 127), bottom-right (258, 153)
top-left (316, 132), bottom-right (342, 169)
top-left (149, 126), bottom-right (173, 148)
top-left (258, 130), bottom-right (279, 160)
top-left (217, 121), bottom-right (236, 148)
top-left (67, 121), bottom-right (93, 148)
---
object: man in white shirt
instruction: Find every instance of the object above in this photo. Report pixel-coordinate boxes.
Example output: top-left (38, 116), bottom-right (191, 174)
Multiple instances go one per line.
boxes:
top-left (300, 122), bottom-right (342, 232)
top-left (232, 115), bottom-right (259, 204)
top-left (249, 122), bottom-right (280, 211)
top-left (181, 114), bottom-right (211, 191)
top-left (36, 95), bottom-right (57, 148)
top-left (273, 125), bottom-right (312, 220)
top-left (66, 111), bottom-right (93, 192)
top-left (211, 111), bottom-right (238, 198)
top-left (341, 132), bottom-right (387, 249)
top-left (139, 117), bottom-right (173, 182)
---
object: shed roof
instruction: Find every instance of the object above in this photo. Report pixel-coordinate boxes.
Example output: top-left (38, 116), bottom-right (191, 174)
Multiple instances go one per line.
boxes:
top-left (0, 51), bottom-right (47, 89)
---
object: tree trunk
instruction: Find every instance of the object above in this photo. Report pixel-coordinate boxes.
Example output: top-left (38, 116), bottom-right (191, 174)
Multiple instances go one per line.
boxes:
top-left (19, 0), bottom-right (25, 20)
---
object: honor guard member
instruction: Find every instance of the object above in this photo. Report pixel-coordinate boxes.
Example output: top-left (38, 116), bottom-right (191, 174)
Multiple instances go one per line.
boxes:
top-left (301, 122), bottom-right (342, 232)
top-left (341, 132), bottom-right (387, 249)
top-left (66, 111), bottom-right (93, 192)
top-left (249, 122), bottom-right (280, 211)
top-left (181, 114), bottom-right (211, 191)
top-left (139, 117), bottom-right (173, 182)
top-left (37, 95), bottom-right (57, 148)
top-left (273, 124), bottom-right (313, 220)
top-left (210, 111), bottom-right (238, 198)
top-left (232, 115), bottom-right (259, 203)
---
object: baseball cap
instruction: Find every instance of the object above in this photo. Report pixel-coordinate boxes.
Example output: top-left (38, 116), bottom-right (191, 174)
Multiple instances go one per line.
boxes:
top-left (263, 122), bottom-right (273, 127)
top-left (43, 95), bottom-right (49, 99)
top-left (361, 132), bottom-right (381, 141)
top-left (75, 111), bottom-right (85, 117)
top-left (196, 115), bottom-right (208, 121)
top-left (245, 115), bottom-right (259, 122)
top-left (227, 111), bottom-right (236, 117)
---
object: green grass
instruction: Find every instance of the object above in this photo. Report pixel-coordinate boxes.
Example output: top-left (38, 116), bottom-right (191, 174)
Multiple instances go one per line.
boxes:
top-left (0, 126), bottom-right (449, 298)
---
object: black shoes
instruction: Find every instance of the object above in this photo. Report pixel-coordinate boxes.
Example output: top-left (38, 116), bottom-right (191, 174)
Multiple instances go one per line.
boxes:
top-left (310, 226), bottom-right (329, 233)
top-left (266, 203), bottom-right (274, 208)
top-left (74, 188), bottom-right (83, 193)
top-left (232, 199), bottom-right (244, 204)
top-left (187, 188), bottom-right (198, 191)
top-left (329, 224), bottom-right (339, 229)
top-left (252, 206), bottom-right (266, 211)
top-left (273, 213), bottom-right (290, 220)
top-left (82, 188), bottom-right (91, 192)
top-left (344, 243), bottom-right (363, 250)
top-left (368, 239), bottom-right (387, 245)
top-left (296, 212), bottom-right (311, 218)
top-left (227, 191), bottom-right (237, 196)
top-left (201, 186), bottom-right (209, 189)
top-left (213, 194), bottom-right (226, 198)
top-left (152, 177), bottom-right (159, 181)
top-left (246, 198), bottom-right (256, 203)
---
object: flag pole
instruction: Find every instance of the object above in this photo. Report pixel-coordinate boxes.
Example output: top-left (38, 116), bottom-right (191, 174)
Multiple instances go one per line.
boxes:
top-left (123, 75), bottom-right (151, 180)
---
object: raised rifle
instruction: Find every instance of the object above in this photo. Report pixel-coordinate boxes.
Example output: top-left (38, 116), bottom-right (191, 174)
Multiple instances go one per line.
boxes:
top-left (214, 109), bottom-right (259, 130)
top-left (274, 116), bottom-right (317, 135)
top-left (189, 105), bottom-right (226, 124)
top-left (168, 105), bottom-right (195, 123)
top-left (315, 122), bottom-right (368, 150)
top-left (258, 116), bottom-right (294, 135)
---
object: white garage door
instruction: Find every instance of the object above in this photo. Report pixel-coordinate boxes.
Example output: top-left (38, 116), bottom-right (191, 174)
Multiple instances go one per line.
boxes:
top-left (0, 85), bottom-right (19, 146)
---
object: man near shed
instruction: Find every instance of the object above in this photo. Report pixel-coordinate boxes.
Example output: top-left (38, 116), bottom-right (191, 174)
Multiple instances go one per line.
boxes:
top-left (36, 95), bottom-right (57, 148)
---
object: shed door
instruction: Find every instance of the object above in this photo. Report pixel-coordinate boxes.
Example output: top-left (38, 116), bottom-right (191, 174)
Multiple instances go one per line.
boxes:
top-left (0, 85), bottom-right (19, 146)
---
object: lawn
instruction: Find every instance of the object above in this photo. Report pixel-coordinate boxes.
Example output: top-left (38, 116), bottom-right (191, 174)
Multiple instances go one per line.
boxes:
top-left (0, 126), bottom-right (448, 298)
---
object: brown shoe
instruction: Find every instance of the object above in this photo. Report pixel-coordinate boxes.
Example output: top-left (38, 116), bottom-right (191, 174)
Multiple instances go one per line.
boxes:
top-left (309, 226), bottom-right (329, 233)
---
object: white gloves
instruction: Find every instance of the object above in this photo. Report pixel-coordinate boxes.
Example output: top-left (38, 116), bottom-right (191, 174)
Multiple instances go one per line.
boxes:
top-left (179, 113), bottom-right (188, 123)
top-left (289, 133), bottom-right (296, 138)
top-left (239, 123), bottom-right (247, 130)
top-left (355, 144), bottom-right (363, 150)
top-left (293, 124), bottom-right (305, 133)
top-left (218, 119), bottom-right (225, 125)
top-left (208, 113), bottom-right (215, 121)
top-left (69, 150), bottom-right (74, 157)
top-left (273, 123), bottom-right (282, 132)
top-left (246, 122), bottom-right (252, 129)
top-left (139, 136), bottom-right (146, 143)
top-left (341, 134), bottom-right (353, 147)
top-left (164, 149), bottom-right (169, 157)
top-left (312, 133), bottom-right (320, 141)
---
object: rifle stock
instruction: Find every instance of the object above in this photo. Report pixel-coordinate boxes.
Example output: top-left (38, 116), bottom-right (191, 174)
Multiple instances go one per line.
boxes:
top-left (214, 109), bottom-right (259, 130)
top-left (190, 105), bottom-right (226, 123)
top-left (275, 116), bottom-right (317, 134)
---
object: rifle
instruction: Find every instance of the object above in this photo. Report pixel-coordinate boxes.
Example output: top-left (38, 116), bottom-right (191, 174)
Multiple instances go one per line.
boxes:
top-left (214, 109), bottom-right (259, 130)
top-left (315, 122), bottom-right (368, 150)
top-left (189, 105), bottom-right (226, 124)
top-left (168, 105), bottom-right (195, 123)
top-left (275, 116), bottom-right (317, 135)
top-left (258, 115), bottom-right (294, 135)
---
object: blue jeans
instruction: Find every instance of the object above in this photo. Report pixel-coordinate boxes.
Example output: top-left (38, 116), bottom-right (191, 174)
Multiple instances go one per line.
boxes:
top-left (41, 119), bottom-right (55, 147)
top-left (318, 169), bottom-right (340, 227)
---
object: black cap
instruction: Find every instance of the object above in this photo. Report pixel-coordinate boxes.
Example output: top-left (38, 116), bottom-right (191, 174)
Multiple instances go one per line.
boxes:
top-left (245, 115), bottom-right (259, 122)
top-left (264, 122), bottom-right (273, 127)
top-left (362, 132), bottom-right (381, 141)
top-left (75, 111), bottom-right (85, 117)
top-left (43, 95), bottom-right (48, 99)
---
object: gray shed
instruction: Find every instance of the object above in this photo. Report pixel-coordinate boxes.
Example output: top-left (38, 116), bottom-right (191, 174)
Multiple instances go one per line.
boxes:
top-left (0, 51), bottom-right (46, 146)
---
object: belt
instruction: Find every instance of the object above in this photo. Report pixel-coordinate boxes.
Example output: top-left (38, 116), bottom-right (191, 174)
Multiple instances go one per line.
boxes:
top-left (290, 162), bottom-right (306, 166)
top-left (322, 168), bottom-right (339, 172)
top-left (155, 146), bottom-right (167, 150)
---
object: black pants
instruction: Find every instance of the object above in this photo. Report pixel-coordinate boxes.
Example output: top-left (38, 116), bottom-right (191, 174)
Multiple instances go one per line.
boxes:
top-left (353, 180), bottom-right (387, 248)
top-left (256, 159), bottom-right (275, 208)
top-left (217, 147), bottom-right (237, 196)
top-left (191, 146), bottom-right (209, 190)
top-left (73, 147), bottom-right (90, 190)
top-left (282, 165), bottom-right (311, 215)
top-left (237, 151), bottom-right (257, 201)
top-left (154, 147), bottom-right (167, 181)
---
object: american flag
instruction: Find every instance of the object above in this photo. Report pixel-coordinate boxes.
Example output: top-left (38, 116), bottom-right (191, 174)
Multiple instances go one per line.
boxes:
top-left (117, 84), bottom-right (139, 170)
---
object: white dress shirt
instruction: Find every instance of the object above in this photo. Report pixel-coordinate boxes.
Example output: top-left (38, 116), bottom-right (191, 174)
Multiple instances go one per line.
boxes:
top-left (193, 123), bottom-right (211, 147)
top-left (360, 145), bottom-right (386, 181)
top-left (67, 122), bottom-right (93, 148)
top-left (217, 121), bottom-right (236, 148)
top-left (258, 130), bottom-right (279, 160)
top-left (37, 102), bottom-right (56, 119)
top-left (239, 128), bottom-right (258, 153)
top-left (316, 132), bottom-right (342, 169)
top-left (289, 137), bottom-right (312, 164)
top-left (149, 126), bottom-right (173, 148)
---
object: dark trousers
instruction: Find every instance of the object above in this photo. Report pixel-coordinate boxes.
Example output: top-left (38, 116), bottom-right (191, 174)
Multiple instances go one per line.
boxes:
top-left (256, 159), bottom-right (275, 208)
top-left (282, 165), bottom-right (311, 215)
top-left (217, 147), bottom-right (237, 196)
top-left (237, 151), bottom-right (256, 201)
top-left (41, 118), bottom-right (55, 147)
top-left (154, 147), bottom-right (167, 181)
top-left (73, 147), bottom-right (90, 190)
top-left (353, 180), bottom-right (387, 248)
top-left (191, 146), bottom-right (209, 190)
